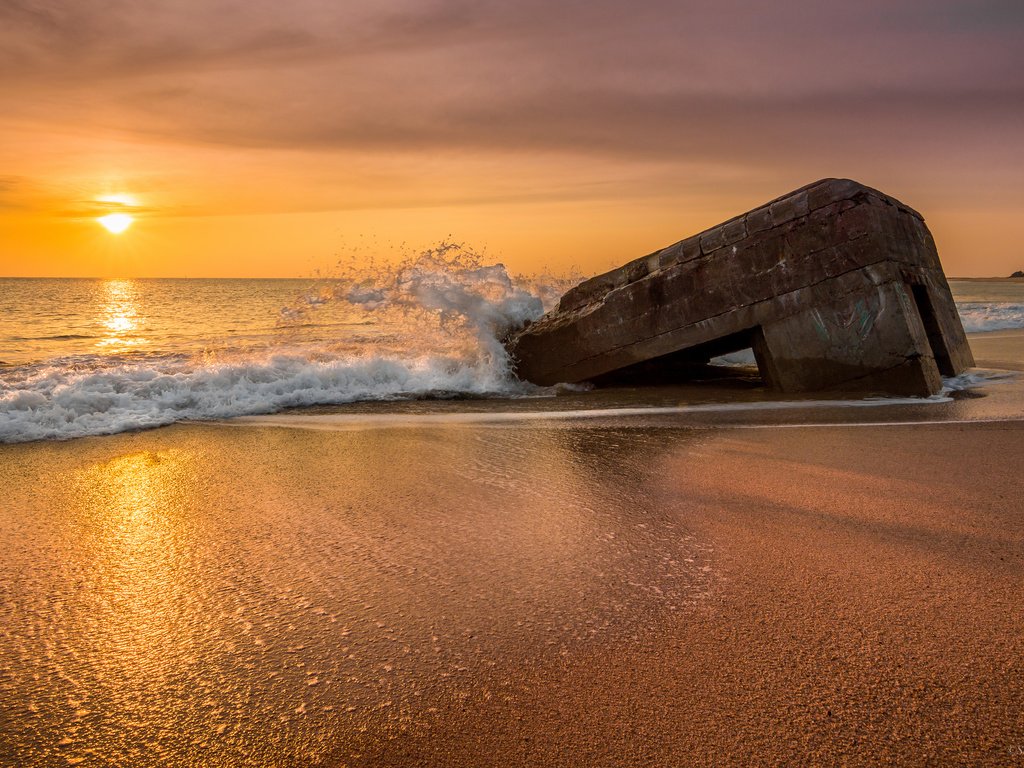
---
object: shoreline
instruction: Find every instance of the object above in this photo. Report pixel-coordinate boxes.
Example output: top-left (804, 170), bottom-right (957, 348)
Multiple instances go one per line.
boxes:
top-left (2, 414), bottom-right (1021, 765)
top-left (1, 332), bottom-right (1023, 765)
top-left (1, 328), bottom-right (1023, 446)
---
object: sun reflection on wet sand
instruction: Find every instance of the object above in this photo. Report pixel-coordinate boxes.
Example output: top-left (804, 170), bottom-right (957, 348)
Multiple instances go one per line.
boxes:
top-left (0, 425), bottom-right (715, 765)
top-left (97, 279), bottom-right (146, 351)
top-left (80, 450), bottom-right (187, 647)
top-left (55, 448), bottom-right (206, 765)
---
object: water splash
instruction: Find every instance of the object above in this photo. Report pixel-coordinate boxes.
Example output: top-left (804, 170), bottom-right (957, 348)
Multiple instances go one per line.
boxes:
top-left (0, 243), bottom-right (579, 443)
top-left (956, 302), bottom-right (1024, 333)
top-left (280, 241), bottom-right (560, 362)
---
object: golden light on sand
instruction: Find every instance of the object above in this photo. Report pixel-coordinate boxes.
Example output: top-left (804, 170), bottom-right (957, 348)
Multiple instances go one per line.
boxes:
top-left (98, 212), bottom-right (134, 234)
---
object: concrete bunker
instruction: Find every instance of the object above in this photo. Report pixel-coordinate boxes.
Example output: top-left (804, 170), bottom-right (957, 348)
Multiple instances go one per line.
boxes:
top-left (506, 179), bottom-right (973, 397)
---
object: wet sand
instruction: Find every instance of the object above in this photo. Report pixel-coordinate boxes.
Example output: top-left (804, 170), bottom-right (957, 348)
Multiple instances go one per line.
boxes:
top-left (393, 421), bottom-right (1024, 766)
top-left (967, 328), bottom-right (1024, 372)
top-left (2, 381), bottom-right (1023, 766)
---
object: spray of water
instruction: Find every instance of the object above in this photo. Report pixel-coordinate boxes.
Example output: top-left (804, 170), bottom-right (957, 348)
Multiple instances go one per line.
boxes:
top-left (279, 240), bottom-right (577, 379)
top-left (0, 242), bottom-right (581, 443)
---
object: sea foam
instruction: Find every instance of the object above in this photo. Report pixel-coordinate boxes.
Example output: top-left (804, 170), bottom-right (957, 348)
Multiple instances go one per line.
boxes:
top-left (0, 354), bottom-right (542, 443)
top-left (956, 302), bottom-right (1024, 333)
top-left (0, 244), bottom-right (563, 443)
top-left (0, 249), bottom-right (1018, 444)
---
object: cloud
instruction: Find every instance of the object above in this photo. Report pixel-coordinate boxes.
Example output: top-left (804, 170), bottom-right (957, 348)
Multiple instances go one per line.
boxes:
top-left (1, 0), bottom-right (1022, 217)
top-left (0, 176), bottom-right (43, 211)
top-left (54, 200), bottom-right (160, 219)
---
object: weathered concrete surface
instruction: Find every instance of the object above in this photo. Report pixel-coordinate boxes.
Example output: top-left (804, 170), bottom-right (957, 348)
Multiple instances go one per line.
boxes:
top-left (506, 179), bottom-right (973, 396)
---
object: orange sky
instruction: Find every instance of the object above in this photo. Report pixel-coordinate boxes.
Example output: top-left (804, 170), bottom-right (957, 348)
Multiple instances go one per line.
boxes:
top-left (1, 0), bottom-right (1022, 278)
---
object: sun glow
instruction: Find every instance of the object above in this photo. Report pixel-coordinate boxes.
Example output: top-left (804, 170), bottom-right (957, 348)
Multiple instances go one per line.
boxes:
top-left (98, 193), bottom-right (137, 206)
top-left (95, 193), bottom-right (139, 234)
top-left (98, 212), bottom-right (134, 234)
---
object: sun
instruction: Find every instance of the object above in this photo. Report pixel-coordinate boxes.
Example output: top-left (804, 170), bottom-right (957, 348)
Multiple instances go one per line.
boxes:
top-left (98, 213), bottom-right (134, 234)
top-left (95, 193), bottom-right (138, 234)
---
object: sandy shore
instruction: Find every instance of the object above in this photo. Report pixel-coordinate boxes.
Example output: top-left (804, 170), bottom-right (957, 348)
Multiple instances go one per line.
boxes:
top-left (2, 381), bottom-right (1022, 766)
top-left (967, 328), bottom-right (1024, 372)
top-left (387, 421), bottom-right (1024, 766)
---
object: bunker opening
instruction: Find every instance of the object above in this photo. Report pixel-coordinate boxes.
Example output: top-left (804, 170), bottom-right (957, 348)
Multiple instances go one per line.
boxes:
top-left (908, 283), bottom-right (956, 376)
top-left (589, 327), bottom-right (768, 388)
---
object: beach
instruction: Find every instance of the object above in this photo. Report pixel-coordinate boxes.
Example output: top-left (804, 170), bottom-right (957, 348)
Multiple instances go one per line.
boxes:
top-left (2, 277), bottom-right (1024, 765)
top-left (392, 421), bottom-right (1024, 766)
top-left (5, 1), bottom-right (1024, 763)
top-left (2, 357), bottom-right (1023, 765)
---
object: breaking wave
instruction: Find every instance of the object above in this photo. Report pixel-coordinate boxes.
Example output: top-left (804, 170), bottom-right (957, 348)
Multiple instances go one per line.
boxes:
top-left (957, 302), bottom-right (1024, 333)
top-left (1, 243), bottom-right (1017, 444)
top-left (0, 243), bottom-right (572, 444)
top-left (0, 354), bottom-right (541, 444)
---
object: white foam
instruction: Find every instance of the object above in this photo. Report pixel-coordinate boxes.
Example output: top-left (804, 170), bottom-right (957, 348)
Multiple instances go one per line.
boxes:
top-left (0, 354), bottom-right (544, 443)
top-left (0, 244), bottom-right (563, 443)
top-left (227, 394), bottom-right (951, 431)
top-left (940, 369), bottom-right (1017, 393)
top-left (958, 302), bottom-right (1024, 333)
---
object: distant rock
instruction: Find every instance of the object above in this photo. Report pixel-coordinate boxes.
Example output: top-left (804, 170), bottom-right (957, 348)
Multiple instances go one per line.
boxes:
top-left (1011, 270), bottom-right (1024, 278)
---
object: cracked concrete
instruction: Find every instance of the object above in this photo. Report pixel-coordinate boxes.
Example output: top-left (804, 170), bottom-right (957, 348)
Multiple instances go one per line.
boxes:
top-left (506, 179), bottom-right (972, 397)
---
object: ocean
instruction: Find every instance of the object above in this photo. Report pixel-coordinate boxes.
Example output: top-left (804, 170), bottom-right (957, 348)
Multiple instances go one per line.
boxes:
top-left (1, 248), bottom-right (1022, 443)
top-left (2, 260), bottom-right (1023, 766)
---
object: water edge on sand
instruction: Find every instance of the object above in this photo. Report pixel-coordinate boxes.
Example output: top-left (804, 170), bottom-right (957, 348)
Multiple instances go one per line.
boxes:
top-left (1, 365), bottom-right (1023, 765)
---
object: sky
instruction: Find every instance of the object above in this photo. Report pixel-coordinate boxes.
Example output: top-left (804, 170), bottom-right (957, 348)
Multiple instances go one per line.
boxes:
top-left (0, 0), bottom-right (1022, 278)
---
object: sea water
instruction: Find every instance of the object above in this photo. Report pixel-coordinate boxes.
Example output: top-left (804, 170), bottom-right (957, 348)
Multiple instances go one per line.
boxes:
top-left (1, 245), bottom-right (1021, 443)
top-left (0, 245), bottom-right (572, 442)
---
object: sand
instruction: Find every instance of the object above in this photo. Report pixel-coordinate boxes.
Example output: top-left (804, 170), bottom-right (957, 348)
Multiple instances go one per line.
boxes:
top-left (2, 382), bottom-right (1023, 766)
top-left (386, 422), bottom-right (1024, 766)
top-left (967, 328), bottom-right (1024, 372)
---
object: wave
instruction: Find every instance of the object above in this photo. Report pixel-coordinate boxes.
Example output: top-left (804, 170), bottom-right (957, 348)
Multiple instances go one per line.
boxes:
top-left (228, 394), bottom-right (955, 431)
top-left (958, 302), bottom-right (1024, 333)
top-left (0, 243), bottom-right (565, 443)
top-left (1, 244), bottom-right (1017, 444)
top-left (4, 334), bottom-right (96, 342)
top-left (0, 353), bottom-right (544, 443)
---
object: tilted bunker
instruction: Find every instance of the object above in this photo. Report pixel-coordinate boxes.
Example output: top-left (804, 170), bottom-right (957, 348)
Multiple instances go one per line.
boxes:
top-left (506, 179), bottom-right (973, 397)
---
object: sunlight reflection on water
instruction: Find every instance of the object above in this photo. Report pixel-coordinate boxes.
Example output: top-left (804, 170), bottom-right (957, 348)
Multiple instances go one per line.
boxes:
top-left (97, 279), bottom-right (145, 350)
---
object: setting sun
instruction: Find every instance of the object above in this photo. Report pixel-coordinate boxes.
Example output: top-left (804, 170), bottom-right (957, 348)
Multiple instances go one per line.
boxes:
top-left (98, 212), bottom-right (134, 234)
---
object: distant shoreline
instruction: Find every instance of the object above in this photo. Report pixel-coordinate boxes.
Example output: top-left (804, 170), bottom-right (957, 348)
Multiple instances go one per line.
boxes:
top-left (950, 275), bottom-right (1024, 281)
